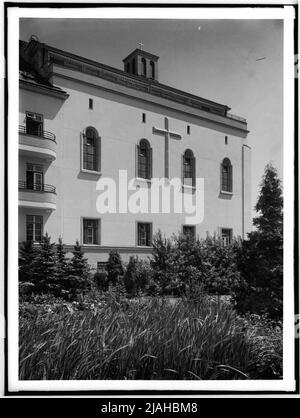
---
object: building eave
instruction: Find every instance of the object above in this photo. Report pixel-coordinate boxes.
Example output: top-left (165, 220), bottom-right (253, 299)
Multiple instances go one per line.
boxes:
top-left (19, 79), bottom-right (69, 100)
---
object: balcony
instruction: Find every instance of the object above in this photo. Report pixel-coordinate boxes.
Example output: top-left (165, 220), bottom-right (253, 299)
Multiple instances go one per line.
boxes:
top-left (19, 125), bottom-right (57, 161)
top-left (18, 181), bottom-right (57, 211)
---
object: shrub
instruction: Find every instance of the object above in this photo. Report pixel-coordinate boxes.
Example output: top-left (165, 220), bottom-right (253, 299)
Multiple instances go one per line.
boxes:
top-left (107, 250), bottom-right (124, 285)
top-left (94, 270), bottom-right (108, 291)
top-left (68, 241), bottom-right (91, 292)
top-left (123, 256), bottom-right (138, 296)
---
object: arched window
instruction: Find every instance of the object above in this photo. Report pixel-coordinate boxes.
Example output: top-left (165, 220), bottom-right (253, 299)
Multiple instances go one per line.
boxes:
top-left (142, 58), bottom-right (147, 76)
top-left (182, 149), bottom-right (196, 187)
top-left (83, 127), bottom-right (100, 172)
top-left (137, 139), bottom-right (152, 179)
top-left (221, 158), bottom-right (232, 192)
top-left (150, 61), bottom-right (155, 79)
top-left (132, 59), bottom-right (136, 75)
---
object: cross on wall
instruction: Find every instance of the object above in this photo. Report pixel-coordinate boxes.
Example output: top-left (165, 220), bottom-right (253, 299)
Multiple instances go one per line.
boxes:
top-left (152, 117), bottom-right (182, 179)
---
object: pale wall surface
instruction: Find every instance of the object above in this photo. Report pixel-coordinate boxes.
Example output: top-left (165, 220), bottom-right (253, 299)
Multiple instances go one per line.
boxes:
top-left (19, 72), bottom-right (251, 267)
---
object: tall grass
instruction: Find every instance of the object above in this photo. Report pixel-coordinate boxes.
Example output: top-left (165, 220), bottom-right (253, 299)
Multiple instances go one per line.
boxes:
top-left (19, 296), bottom-right (281, 380)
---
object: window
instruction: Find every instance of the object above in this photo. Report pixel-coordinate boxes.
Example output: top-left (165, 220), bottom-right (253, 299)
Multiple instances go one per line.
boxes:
top-left (26, 111), bottom-right (43, 136)
top-left (137, 139), bottom-right (152, 180)
top-left (182, 225), bottom-right (196, 239)
top-left (150, 61), bottom-right (155, 79)
top-left (126, 62), bottom-right (130, 73)
top-left (97, 262), bottom-right (107, 272)
top-left (221, 228), bottom-right (232, 246)
top-left (142, 113), bottom-right (146, 123)
top-left (137, 222), bottom-right (152, 247)
top-left (83, 219), bottom-right (99, 245)
top-left (221, 158), bottom-right (232, 192)
top-left (83, 127), bottom-right (100, 172)
top-left (26, 164), bottom-right (43, 191)
top-left (132, 59), bottom-right (136, 75)
top-left (26, 215), bottom-right (43, 242)
top-left (187, 125), bottom-right (191, 135)
top-left (182, 149), bottom-right (196, 187)
top-left (89, 98), bottom-right (93, 109)
top-left (225, 136), bottom-right (228, 145)
top-left (142, 58), bottom-right (147, 76)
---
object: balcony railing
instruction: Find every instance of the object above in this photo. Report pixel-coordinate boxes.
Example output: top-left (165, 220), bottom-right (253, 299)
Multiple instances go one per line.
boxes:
top-left (19, 181), bottom-right (56, 194)
top-left (19, 125), bottom-right (56, 142)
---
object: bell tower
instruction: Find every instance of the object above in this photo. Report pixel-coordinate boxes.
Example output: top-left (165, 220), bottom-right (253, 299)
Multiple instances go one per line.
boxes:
top-left (123, 47), bottom-right (159, 81)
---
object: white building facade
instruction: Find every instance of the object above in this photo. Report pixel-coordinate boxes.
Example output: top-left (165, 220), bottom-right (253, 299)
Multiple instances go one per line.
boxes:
top-left (18, 37), bottom-right (251, 267)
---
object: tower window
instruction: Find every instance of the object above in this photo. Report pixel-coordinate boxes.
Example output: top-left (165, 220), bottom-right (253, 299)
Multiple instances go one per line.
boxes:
top-left (142, 113), bottom-right (146, 123)
top-left (187, 125), bottom-right (190, 135)
top-left (225, 136), bottom-right (228, 145)
top-left (89, 98), bottom-right (93, 109)
top-left (150, 61), bottom-right (155, 79)
top-left (142, 58), bottom-right (147, 77)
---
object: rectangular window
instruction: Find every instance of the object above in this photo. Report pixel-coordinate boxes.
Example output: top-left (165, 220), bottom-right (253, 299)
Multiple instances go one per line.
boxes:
top-left (26, 215), bottom-right (43, 242)
top-left (225, 136), bottom-right (228, 145)
top-left (83, 219), bottom-right (99, 245)
top-left (183, 225), bottom-right (196, 239)
top-left (26, 111), bottom-right (43, 136)
top-left (89, 98), bottom-right (93, 109)
top-left (26, 164), bottom-right (44, 191)
top-left (142, 113), bottom-right (146, 123)
top-left (97, 262), bottom-right (107, 272)
top-left (221, 228), bottom-right (232, 246)
top-left (137, 222), bottom-right (152, 247)
top-left (187, 125), bottom-right (190, 135)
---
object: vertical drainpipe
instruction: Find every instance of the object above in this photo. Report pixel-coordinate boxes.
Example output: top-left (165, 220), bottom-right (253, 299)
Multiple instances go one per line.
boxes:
top-left (242, 144), bottom-right (251, 240)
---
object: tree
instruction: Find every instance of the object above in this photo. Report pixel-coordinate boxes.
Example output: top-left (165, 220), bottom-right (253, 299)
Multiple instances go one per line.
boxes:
top-left (56, 237), bottom-right (69, 278)
top-left (233, 164), bottom-right (283, 319)
top-left (106, 250), bottom-right (124, 285)
top-left (19, 240), bottom-right (37, 283)
top-left (31, 233), bottom-right (59, 293)
top-left (67, 241), bottom-right (91, 297)
top-left (253, 163), bottom-right (283, 235)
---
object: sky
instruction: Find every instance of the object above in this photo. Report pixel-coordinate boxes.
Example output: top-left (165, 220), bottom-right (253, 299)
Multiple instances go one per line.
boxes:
top-left (20, 18), bottom-right (283, 217)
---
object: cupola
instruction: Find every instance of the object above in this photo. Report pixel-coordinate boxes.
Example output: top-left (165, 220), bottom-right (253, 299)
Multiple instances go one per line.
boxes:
top-left (123, 47), bottom-right (159, 81)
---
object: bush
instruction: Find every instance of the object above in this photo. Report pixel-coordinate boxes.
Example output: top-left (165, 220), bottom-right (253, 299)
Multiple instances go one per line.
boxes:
top-left (107, 250), bottom-right (124, 285)
top-left (150, 231), bottom-right (240, 297)
top-left (94, 270), bottom-right (108, 291)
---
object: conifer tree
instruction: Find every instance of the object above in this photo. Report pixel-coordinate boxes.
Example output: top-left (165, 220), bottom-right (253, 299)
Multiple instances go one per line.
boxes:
top-left (69, 240), bottom-right (90, 279)
top-left (233, 164), bottom-right (283, 319)
top-left (32, 233), bottom-right (58, 293)
top-left (56, 236), bottom-right (69, 278)
top-left (19, 240), bottom-right (37, 283)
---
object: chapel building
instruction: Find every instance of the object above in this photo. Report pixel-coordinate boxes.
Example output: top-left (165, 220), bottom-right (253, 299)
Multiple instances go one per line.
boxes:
top-left (18, 36), bottom-right (251, 267)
